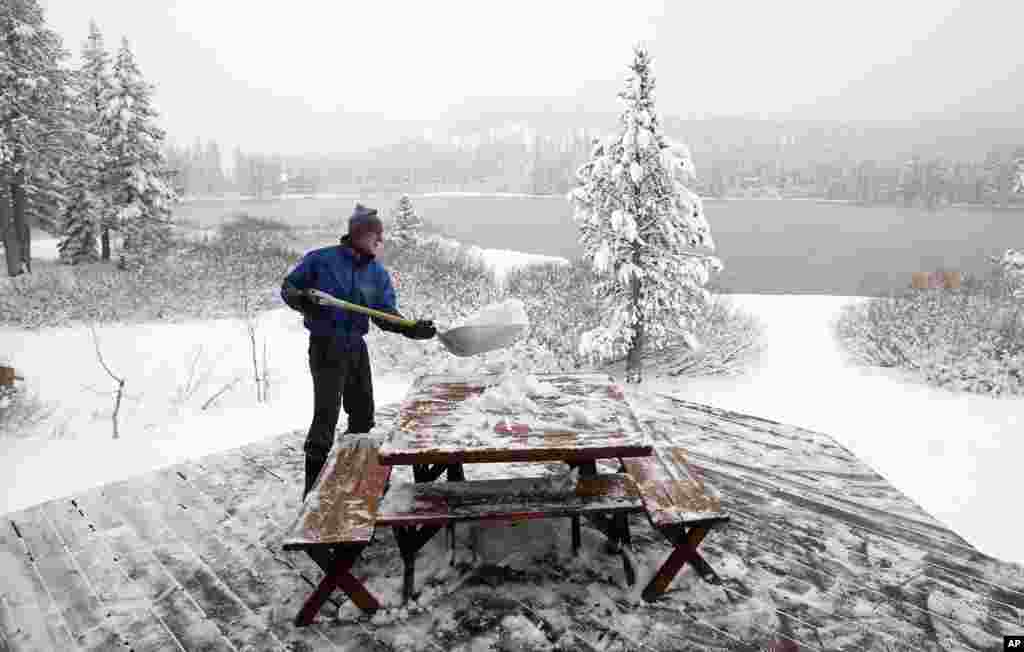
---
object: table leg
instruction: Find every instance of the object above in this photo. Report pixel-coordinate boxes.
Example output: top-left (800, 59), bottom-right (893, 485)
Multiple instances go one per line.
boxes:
top-left (571, 516), bottom-right (581, 555)
top-left (295, 544), bottom-right (379, 625)
top-left (447, 464), bottom-right (465, 481)
top-left (394, 525), bottom-right (444, 603)
top-left (641, 524), bottom-right (721, 602)
top-left (572, 461), bottom-right (597, 476)
top-left (414, 464), bottom-right (450, 482)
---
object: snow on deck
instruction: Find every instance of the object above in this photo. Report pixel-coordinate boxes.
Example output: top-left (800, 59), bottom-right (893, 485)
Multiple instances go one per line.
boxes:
top-left (1, 400), bottom-right (1021, 651)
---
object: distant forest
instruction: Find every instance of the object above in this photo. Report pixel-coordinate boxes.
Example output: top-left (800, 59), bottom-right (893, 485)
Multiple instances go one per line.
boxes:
top-left (165, 114), bottom-right (1024, 208)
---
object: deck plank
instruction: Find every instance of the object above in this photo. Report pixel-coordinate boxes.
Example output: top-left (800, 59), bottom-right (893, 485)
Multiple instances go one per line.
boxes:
top-left (37, 499), bottom-right (101, 557)
top-left (149, 586), bottom-right (236, 652)
top-left (9, 505), bottom-right (105, 643)
top-left (137, 468), bottom-right (275, 615)
top-left (718, 487), bottom-right (1024, 632)
top-left (100, 477), bottom-right (287, 651)
top-left (44, 494), bottom-right (194, 652)
top-left (83, 493), bottom-right (236, 651)
top-left (697, 526), bottom-right (949, 650)
top-left (0, 516), bottom-right (77, 651)
top-left (179, 452), bottom-right (337, 601)
top-left (75, 607), bottom-right (182, 652)
top-left (653, 394), bottom-right (963, 535)
top-left (153, 464), bottom-right (345, 649)
top-left (689, 448), bottom-right (963, 543)
top-left (696, 466), bottom-right (1018, 649)
top-left (179, 447), bottom-right (367, 625)
top-left (150, 538), bottom-right (285, 651)
top-left (71, 486), bottom-right (128, 534)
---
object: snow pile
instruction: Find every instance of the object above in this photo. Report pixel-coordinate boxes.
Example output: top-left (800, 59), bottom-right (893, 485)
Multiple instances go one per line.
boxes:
top-left (33, 238), bottom-right (60, 261)
top-left (416, 233), bottom-right (569, 288)
top-left (565, 404), bottom-right (600, 428)
top-left (546, 466), bottom-right (579, 493)
top-left (450, 298), bottom-right (529, 330)
top-left (471, 371), bottom-right (559, 416)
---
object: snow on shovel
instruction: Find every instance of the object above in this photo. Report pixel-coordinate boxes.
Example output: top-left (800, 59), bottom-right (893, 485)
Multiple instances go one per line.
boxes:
top-left (306, 289), bottom-right (525, 357)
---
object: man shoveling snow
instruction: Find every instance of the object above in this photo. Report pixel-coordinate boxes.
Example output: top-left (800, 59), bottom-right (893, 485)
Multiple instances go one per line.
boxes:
top-left (281, 203), bottom-right (437, 499)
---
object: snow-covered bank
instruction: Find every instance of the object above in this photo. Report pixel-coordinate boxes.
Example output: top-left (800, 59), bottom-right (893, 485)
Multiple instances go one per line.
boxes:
top-left (638, 293), bottom-right (1024, 566)
top-left (417, 191), bottom-right (554, 199)
top-left (418, 233), bottom-right (569, 285)
top-left (0, 309), bottom-right (414, 515)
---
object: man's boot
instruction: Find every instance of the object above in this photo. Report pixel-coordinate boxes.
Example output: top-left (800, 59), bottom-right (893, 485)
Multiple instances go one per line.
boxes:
top-left (303, 453), bottom-right (328, 500)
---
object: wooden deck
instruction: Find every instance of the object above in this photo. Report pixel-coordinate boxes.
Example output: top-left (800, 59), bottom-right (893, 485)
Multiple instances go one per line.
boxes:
top-left (2, 397), bottom-right (1022, 651)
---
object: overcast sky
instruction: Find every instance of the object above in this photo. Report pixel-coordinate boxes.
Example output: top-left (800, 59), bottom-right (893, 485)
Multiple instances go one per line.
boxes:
top-left (40, 0), bottom-right (1023, 156)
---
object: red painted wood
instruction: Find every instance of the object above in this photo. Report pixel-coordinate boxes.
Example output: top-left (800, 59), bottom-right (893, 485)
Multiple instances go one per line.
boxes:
top-left (642, 525), bottom-right (710, 601)
top-left (379, 373), bottom-right (652, 466)
top-left (294, 546), bottom-right (378, 626)
top-left (376, 474), bottom-right (642, 527)
top-left (283, 439), bottom-right (392, 549)
top-left (622, 447), bottom-right (725, 528)
top-left (494, 422), bottom-right (530, 435)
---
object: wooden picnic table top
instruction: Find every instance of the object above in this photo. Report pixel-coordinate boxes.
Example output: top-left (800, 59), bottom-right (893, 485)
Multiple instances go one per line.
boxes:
top-left (378, 372), bottom-right (653, 466)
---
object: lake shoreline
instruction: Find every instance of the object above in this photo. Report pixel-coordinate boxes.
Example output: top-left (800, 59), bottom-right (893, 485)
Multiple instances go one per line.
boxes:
top-left (166, 194), bottom-right (1024, 297)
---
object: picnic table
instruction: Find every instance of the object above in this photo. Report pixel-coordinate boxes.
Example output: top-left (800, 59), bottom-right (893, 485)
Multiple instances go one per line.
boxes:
top-left (283, 372), bottom-right (729, 626)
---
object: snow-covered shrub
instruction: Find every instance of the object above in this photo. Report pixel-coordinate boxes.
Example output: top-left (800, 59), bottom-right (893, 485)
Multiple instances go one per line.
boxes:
top-left (659, 290), bottom-right (767, 377)
top-left (378, 237), bottom-right (502, 328)
top-left (505, 258), bottom-right (603, 371)
top-left (834, 260), bottom-right (1024, 397)
top-left (0, 373), bottom-right (53, 439)
top-left (505, 261), bottom-right (763, 377)
top-left (216, 212), bottom-right (296, 251)
top-left (0, 221), bottom-right (301, 329)
top-left (991, 248), bottom-right (1024, 300)
top-left (0, 262), bottom-right (88, 329)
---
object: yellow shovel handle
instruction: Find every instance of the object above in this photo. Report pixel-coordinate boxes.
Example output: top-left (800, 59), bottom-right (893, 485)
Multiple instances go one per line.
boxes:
top-left (307, 289), bottom-right (418, 328)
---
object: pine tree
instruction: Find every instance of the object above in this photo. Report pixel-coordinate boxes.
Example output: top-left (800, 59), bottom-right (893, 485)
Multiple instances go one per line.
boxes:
top-left (57, 20), bottom-right (112, 265)
top-left (1012, 148), bottom-right (1024, 196)
top-left (100, 37), bottom-right (177, 271)
top-left (390, 194), bottom-right (423, 246)
top-left (0, 0), bottom-right (71, 276)
top-left (568, 45), bottom-right (721, 384)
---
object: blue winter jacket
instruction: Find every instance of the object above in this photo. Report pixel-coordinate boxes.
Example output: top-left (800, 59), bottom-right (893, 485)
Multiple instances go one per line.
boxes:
top-left (280, 238), bottom-right (404, 343)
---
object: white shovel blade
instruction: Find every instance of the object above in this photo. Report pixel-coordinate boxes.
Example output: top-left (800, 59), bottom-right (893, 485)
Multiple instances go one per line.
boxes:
top-left (436, 323), bottom-right (525, 357)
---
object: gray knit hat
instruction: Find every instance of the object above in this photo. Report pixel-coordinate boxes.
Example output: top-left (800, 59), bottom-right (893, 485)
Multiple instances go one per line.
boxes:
top-left (348, 203), bottom-right (383, 238)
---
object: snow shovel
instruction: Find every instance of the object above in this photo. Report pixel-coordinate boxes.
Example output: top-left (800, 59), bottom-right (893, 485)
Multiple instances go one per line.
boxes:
top-left (306, 289), bottom-right (525, 357)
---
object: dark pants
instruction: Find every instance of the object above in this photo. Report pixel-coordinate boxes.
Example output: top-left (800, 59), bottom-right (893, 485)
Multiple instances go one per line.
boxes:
top-left (303, 335), bottom-right (374, 497)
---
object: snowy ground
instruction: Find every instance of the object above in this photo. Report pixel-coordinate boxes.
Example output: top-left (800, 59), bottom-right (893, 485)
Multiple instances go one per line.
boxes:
top-left (26, 236), bottom-right (59, 261)
top-left (3, 238), bottom-right (1022, 570)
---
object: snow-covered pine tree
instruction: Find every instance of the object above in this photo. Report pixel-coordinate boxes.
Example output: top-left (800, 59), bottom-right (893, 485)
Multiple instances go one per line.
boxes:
top-left (568, 44), bottom-right (721, 384)
top-left (100, 37), bottom-right (177, 271)
top-left (390, 193), bottom-right (424, 247)
top-left (58, 20), bottom-right (113, 265)
top-left (0, 0), bottom-right (71, 276)
top-left (1012, 151), bottom-right (1024, 196)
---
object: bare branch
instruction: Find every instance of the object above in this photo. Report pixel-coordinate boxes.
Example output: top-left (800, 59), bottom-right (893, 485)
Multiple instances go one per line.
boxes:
top-left (201, 377), bottom-right (239, 411)
top-left (88, 324), bottom-right (126, 439)
top-left (89, 324), bottom-right (120, 382)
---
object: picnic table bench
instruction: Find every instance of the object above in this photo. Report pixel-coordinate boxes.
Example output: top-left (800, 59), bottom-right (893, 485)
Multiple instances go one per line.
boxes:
top-left (282, 373), bottom-right (729, 626)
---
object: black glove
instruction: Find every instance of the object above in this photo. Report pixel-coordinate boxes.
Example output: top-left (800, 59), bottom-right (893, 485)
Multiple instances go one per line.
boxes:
top-left (282, 282), bottom-right (318, 315)
top-left (405, 319), bottom-right (436, 340)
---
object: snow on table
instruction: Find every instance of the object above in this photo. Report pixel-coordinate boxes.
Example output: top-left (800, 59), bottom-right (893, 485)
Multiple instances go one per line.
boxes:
top-left (378, 372), bottom-right (652, 466)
